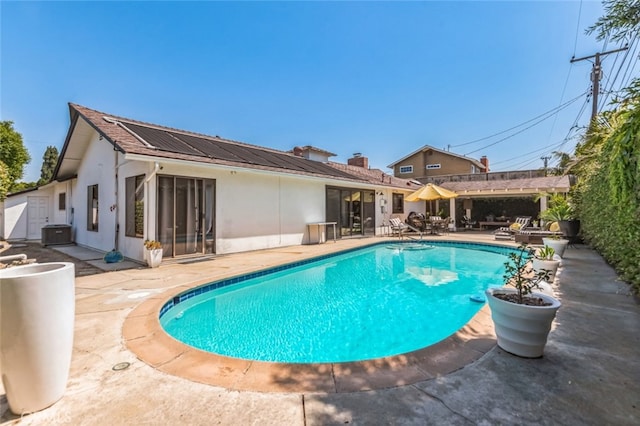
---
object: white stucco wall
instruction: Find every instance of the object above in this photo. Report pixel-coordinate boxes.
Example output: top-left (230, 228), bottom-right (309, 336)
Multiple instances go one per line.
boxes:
top-left (148, 161), bottom-right (327, 256)
top-left (2, 193), bottom-right (28, 240)
top-left (2, 185), bottom-right (61, 241)
top-left (72, 133), bottom-right (118, 253)
top-left (215, 171), bottom-right (325, 253)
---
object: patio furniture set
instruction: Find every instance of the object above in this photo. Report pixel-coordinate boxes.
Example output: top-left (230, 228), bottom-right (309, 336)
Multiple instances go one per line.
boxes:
top-left (389, 214), bottom-right (451, 238)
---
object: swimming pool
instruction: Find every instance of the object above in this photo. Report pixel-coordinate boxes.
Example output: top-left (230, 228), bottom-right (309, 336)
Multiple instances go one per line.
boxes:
top-left (160, 242), bottom-right (512, 363)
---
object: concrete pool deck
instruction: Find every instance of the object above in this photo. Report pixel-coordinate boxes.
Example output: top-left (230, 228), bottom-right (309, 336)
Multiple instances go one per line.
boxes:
top-left (1, 232), bottom-right (639, 425)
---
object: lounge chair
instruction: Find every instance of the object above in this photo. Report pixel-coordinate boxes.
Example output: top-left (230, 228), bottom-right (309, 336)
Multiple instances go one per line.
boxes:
top-left (514, 221), bottom-right (563, 244)
top-left (494, 216), bottom-right (531, 240)
top-left (389, 217), bottom-right (423, 239)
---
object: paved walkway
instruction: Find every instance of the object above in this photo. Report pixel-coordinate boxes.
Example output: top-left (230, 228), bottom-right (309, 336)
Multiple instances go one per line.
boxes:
top-left (1, 234), bottom-right (638, 425)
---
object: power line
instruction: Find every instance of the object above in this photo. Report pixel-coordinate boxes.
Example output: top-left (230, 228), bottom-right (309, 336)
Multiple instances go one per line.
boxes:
top-left (462, 92), bottom-right (586, 156)
top-left (489, 138), bottom-right (572, 167)
top-left (546, 66), bottom-right (574, 143)
top-left (571, 46), bottom-right (629, 121)
top-left (546, 0), bottom-right (583, 149)
top-left (572, 0), bottom-right (583, 57)
top-left (451, 92), bottom-right (586, 149)
top-left (619, 36), bottom-right (640, 90)
top-left (599, 36), bottom-right (638, 109)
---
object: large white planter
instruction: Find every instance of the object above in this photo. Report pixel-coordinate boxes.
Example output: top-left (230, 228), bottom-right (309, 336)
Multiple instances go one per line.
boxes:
top-left (532, 258), bottom-right (560, 281)
top-left (146, 248), bottom-right (163, 268)
top-left (0, 262), bottom-right (75, 414)
top-left (486, 288), bottom-right (561, 358)
top-left (542, 238), bottom-right (569, 258)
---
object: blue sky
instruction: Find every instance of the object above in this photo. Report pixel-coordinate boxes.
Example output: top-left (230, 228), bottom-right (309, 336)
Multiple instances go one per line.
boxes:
top-left (2, 1), bottom-right (635, 183)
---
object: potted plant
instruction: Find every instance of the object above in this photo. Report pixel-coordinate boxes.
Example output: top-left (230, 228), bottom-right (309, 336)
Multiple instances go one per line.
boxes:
top-left (539, 193), bottom-right (580, 242)
top-left (485, 244), bottom-right (561, 358)
top-left (144, 240), bottom-right (163, 268)
top-left (532, 245), bottom-right (560, 281)
top-left (542, 234), bottom-right (569, 258)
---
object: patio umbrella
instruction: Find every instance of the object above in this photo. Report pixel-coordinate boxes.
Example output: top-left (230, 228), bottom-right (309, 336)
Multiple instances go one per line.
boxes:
top-left (405, 183), bottom-right (458, 202)
top-left (405, 183), bottom-right (458, 214)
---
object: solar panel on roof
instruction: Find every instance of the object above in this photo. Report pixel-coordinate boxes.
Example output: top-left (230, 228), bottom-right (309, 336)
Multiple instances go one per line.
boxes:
top-left (123, 123), bottom-right (204, 157)
top-left (120, 121), bottom-right (356, 179)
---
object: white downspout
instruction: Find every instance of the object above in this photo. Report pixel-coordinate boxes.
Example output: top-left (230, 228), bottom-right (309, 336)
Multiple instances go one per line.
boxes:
top-left (114, 150), bottom-right (119, 250)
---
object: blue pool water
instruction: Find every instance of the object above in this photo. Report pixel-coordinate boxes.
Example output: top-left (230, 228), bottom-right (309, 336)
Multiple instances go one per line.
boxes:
top-left (160, 242), bottom-right (511, 363)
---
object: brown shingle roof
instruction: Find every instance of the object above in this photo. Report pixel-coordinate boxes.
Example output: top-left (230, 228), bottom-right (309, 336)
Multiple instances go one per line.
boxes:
top-left (59, 104), bottom-right (418, 190)
top-left (327, 162), bottom-right (422, 190)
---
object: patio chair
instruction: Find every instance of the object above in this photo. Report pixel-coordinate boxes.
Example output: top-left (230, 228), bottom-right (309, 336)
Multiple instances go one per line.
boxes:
top-left (461, 215), bottom-right (477, 229)
top-left (406, 212), bottom-right (427, 231)
top-left (389, 217), bottom-right (423, 239)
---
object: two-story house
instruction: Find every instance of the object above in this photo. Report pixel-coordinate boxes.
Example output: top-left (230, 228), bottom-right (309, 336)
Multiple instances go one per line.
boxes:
top-left (388, 145), bottom-right (487, 180)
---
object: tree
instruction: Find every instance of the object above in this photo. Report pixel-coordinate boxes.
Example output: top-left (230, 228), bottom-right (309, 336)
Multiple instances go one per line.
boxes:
top-left (0, 121), bottom-right (31, 189)
top-left (38, 145), bottom-right (59, 186)
top-left (587, 0), bottom-right (640, 42)
top-left (0, 161), bottom-right (11, 201)
top-left (549, 151), bottom-right (572, 176)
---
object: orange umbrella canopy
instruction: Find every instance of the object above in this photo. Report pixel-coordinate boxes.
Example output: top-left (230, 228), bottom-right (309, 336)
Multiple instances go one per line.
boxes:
top-left (405, 183), bottom-right (458, 202)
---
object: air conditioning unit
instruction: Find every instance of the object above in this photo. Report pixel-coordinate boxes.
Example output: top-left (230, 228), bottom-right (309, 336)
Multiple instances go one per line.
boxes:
top-left (41, 224), bottom-right (73, 246)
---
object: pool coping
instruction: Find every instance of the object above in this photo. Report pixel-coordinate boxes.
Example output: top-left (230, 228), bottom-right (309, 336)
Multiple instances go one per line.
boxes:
top-left (123, 241), bottom-right (499, 394)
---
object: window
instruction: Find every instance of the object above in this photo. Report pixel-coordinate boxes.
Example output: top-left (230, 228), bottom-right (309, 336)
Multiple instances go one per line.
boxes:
top-left (125, 175), bottom-right (145, 238)
top-left (392, 193), bottom-right (404, 214)
top-left (426, 164), bottom-right (441, 169)
top-left (58, 193), bottom-right (66, 210)
top-left (399, 165), bottom-right (413, 174)
top-left (87, 184), bottom-right (99, 231)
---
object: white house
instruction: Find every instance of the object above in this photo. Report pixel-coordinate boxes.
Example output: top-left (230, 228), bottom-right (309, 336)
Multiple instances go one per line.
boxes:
top-left (2, 103), bottom-right (424, 263)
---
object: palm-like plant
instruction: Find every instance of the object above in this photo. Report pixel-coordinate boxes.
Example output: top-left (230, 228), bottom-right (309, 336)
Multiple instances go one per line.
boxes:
top-left (539, 193), bottom-right (575, 222)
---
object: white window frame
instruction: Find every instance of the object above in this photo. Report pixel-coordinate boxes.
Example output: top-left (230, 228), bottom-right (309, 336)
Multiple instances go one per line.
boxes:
top-left (399, 165), bottom-right (413, 174)
top-left (426, 164), bottom-right (441, 170)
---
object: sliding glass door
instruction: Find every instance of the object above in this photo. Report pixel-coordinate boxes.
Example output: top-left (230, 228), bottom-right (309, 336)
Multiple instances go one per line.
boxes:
top-left (157, 176), bottom-right (215, 257)
top-left (326, 187), bottom-right (375, 239)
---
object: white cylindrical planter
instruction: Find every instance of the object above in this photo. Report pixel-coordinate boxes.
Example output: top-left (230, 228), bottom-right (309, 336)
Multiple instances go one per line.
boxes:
top-left (542, 238), bottom-right (569, 258)
top-left (486, 288), bottom-right (561, 358)
top-left (532, 258), bottom-right (561, 282)
top-left (0, 262), bottom-right (75, 415)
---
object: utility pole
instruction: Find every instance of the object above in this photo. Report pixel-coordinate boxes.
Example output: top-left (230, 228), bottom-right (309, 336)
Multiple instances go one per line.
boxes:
top-left (570, 46), bottom-right (628, 122)
top-left (541, 155), bottom-right (551, 176)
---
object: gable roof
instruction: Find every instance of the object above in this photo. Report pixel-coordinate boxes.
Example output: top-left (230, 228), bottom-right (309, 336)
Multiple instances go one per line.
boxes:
top-left (53, 104), bottom-right (415, 190)
top-left (387, 144), bottom-right (486, 170)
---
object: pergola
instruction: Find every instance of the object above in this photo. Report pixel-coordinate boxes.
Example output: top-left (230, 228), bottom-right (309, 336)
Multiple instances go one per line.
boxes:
top-left (439, 175), bottom-right (573, 230)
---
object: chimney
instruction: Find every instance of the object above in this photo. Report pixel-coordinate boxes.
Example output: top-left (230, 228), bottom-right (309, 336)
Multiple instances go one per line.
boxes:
top-left (348, 152), bottom-right (368, 168)
top-left (292, 146), bottom-right (304, 157)
top-left (480, 156), bottom-right (489, 173)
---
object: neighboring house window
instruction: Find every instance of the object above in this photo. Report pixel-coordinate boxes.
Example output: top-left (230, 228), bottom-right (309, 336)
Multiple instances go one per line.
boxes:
top-left (125, 175), bottom-right (145, 238)
top-left (399, 166), bottom-right (413, 174)
top-left (392, 193), bottom-right (404, 214)
top-left (471, 165), bottom-right (477, 173)
top-left (87, 184), bottom-right (99, 231)
top-left (58, 193), bottom-right (66, 210)
top-left (426, 164), bottom-right (441, 170)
